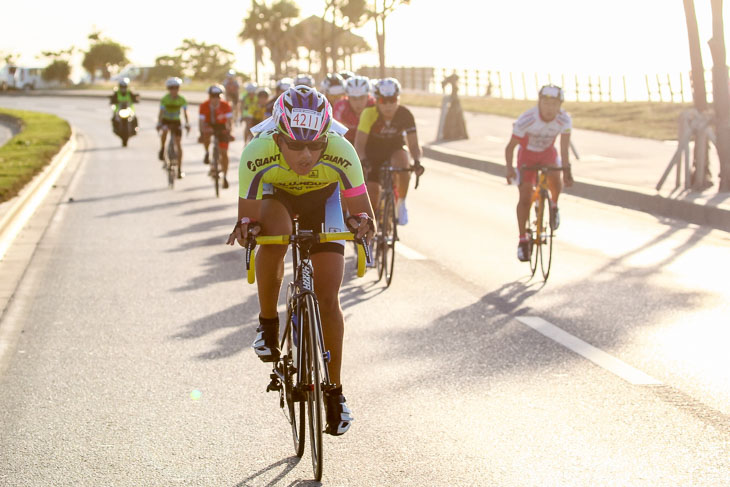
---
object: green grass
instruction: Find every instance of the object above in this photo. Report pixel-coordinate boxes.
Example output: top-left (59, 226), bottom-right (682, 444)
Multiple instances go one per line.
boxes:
top-left (401, 93), bottom-right (690, 141)
top-left (0, 108), bottom-right (71, 203)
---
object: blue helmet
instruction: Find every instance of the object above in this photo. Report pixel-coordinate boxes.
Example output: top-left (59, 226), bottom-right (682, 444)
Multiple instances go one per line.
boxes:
top-left (273, 85), bottom-right (332, 141)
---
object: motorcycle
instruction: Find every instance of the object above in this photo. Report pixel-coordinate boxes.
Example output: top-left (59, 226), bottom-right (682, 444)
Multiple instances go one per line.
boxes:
top-left (112, 102), bottom-right (138, 147)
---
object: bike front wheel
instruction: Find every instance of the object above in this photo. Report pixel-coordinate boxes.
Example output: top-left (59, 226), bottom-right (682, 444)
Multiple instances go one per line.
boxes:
top-left (302, 294), bottom-right (324, 481)
top-left (529, 199), bottom-right (540, 277)
top-left (212, 143), bottom-right (220, 198)
top-left (167, 141), bottom-right (177, 188)
top-left (539, 192), bottom-right (554, 281)
top-left (383, 194), bottom-right (397, 287)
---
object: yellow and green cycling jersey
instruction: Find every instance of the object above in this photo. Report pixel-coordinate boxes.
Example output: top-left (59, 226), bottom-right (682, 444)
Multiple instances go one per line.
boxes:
top-left (159, 93), bottom-right (188, 121)
top-left (239, 129), bottom-right (367, 200)
top-left (240, 93), bottom-right (258, 118)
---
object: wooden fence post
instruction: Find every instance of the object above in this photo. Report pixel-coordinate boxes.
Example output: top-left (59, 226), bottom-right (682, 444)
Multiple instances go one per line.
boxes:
top-left (623, 75), bottom-right (628, 102)
top-left (598, 76), bottom-right (603, 101)
top-left (679, 73), bottom-right (685, 103)
top-left (645, 74), bottom-right (651, 102)
top-left (656, 74), bottom-right (663, 102)
top-left (608, 76), bottom-right (613, 102)
top-left (575, 74), bottom-right (580, 102)
top-left (509, 72), bottom-right (515, 99)
top-left (666, 73), bottom-right (671, 102)
top-left (521, 72), bottom-right (527, 100)
top-left (588, 76), bottom-right (593, 102)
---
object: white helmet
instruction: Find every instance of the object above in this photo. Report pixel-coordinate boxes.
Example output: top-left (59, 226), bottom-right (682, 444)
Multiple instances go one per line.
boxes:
top-left (320, 73), bottom-right (345, 96)
top-left (273, 86), bottom-right (332, 141)
top-left (276, 77), bottom-right (294, 92)
top-left (165, 77), bottom-right (182, 88)
top-left (345, 75), bottom-right (370, 97)
top-left (293, 74), bottom-right (314, 87)
top-left (374, 77), bottom-right (401, 98)
top-left (245, 82), bottom-right (257, 94)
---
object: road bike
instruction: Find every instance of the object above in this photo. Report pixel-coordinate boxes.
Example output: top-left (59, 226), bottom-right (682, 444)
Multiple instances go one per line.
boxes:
top-left (244, 220), bottom-right (368, 481)
top-left (522, 165), bottom-right (564, 281)
top-left (372, 161), bottom-right (422, 287)
top-left (160, 126), bottom-right (180, 189)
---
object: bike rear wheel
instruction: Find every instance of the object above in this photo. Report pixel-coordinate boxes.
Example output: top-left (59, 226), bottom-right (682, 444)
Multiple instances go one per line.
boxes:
top-left (539, 192), bottom-right (554, 281)
top-left (303, 294), bottom-right (324, 481)
top-left (383, 194), bottom-right (397, 287)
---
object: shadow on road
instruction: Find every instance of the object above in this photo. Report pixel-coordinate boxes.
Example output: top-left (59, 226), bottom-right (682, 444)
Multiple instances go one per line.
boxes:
top-left (75, 145), bottom-right (126, 153)
top-left (180, 204), bottom-right (231, 216)
top-left (162, 217), bottom-right (230, 238)
top-left (63, 187), bottom-right (166, 204)
top-left (100, 197), bottom-right (209, 217)
top-left (172, 247), bottom-right (243, 291)
top-left (232, 455), bottom-right (318, 487)
top-left (374, 222), bottom-right (716, 389)
top-left (172, 296), bottom-right (259, 360)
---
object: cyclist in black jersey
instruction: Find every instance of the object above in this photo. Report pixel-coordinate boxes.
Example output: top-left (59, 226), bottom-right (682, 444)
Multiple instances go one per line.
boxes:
top-left (354, 78), bottom-right (423, 225)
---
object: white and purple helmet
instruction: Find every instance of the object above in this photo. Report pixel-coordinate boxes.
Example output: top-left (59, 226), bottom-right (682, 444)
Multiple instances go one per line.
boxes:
top-left (273, 85), bottom-right (333, 141)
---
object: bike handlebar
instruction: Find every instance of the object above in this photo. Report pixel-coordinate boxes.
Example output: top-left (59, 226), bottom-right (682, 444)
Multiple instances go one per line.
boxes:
top-left (245, 231), bottom-right (371, 284)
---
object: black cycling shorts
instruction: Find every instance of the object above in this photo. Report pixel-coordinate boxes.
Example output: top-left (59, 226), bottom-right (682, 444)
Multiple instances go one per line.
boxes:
top-left (262, 183), bottom-right (346, 255)
top-left (364, 145), bottom-right (407, 183)
top-left (162, 120), bottom-right (182, 137)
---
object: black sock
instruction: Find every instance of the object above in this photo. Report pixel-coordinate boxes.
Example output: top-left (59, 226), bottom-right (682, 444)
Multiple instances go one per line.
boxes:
top-left (259, 315), bottom-right (279, 326)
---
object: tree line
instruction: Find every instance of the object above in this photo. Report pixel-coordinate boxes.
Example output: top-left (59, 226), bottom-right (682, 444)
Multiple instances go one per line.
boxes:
top-left (13, 0), bottom-right (410, 85)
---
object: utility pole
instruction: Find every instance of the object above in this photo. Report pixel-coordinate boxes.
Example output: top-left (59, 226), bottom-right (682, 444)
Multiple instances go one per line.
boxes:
top-left (683, 0), bottom-right (707, 111)
top-left (709, 0), bottom-right (730, 191)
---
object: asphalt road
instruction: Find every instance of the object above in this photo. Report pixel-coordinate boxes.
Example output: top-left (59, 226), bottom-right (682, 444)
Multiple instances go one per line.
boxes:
top-left (0, 96), bottom-right (728, 486)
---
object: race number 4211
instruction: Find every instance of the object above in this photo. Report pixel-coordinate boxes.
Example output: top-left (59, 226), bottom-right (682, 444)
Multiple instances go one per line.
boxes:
top-left (290, 108), bottom-right (322, 130)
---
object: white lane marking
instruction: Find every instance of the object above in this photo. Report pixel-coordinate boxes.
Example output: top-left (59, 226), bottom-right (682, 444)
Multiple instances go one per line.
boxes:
top-left (582, 154), bottom-right (617, 162)
top-left (395, 243), bottom-right (427, 260)
top-left (517, 316), bottom-right (662, 385)
top-left (484, 135), bottom-right (505, 143)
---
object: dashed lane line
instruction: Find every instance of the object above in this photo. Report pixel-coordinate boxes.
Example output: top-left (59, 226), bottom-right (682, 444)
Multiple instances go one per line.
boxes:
top-left (395, 243), bottom-right (427, 260)
top-left (517, 316), bottom-right (662, 385)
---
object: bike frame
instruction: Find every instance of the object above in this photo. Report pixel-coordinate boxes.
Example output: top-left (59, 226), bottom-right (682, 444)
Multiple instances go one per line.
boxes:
top-left (283, 221), bottom-right (332, 390)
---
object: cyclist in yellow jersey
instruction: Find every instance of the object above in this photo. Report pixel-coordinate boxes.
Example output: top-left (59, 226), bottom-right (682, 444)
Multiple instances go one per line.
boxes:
top-left (240, 82), bottom-right (258, 143)
top-left (226, 85), bottom-right (374, 436)
top-left (354, 77), bottom-right (423, 225)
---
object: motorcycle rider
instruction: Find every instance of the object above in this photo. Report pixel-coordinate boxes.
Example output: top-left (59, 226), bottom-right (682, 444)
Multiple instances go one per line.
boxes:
top-left (109, 77), bottom-right (139, 135)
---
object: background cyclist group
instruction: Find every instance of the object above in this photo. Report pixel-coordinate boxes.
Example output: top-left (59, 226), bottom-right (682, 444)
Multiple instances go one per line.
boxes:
top-left (113, 70), bottom-right (572, 438)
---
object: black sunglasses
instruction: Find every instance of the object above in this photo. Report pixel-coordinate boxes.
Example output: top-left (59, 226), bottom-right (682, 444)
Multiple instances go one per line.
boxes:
top-left (279, 135), bottom-right (328, 152)
top-left (378, 95), bottom-right (398, 104)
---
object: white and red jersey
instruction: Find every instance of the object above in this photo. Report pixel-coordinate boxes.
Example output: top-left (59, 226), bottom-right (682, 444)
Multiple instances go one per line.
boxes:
top-left (512, 106), bottom-right (571, 162)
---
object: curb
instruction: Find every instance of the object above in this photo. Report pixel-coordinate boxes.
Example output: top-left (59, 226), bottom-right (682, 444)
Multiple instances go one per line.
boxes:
top-left (423, 144), bottom-right (730, 233)
top-left (0, 128), bottom-right (77, 260)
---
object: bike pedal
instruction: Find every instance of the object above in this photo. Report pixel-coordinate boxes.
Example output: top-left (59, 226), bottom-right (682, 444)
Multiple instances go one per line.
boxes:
top-left (266, 374), bottom-right (282, 392)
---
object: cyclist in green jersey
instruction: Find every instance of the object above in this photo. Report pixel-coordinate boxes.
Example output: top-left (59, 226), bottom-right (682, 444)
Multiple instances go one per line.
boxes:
top-left (156, 77), bottom-right (190, 178)
top-left (226, 86), bottom-right (374, 436)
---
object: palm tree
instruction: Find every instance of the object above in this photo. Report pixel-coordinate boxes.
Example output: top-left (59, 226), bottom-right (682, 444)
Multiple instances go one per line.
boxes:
top-left (240, 0), bottom-right (267, 83)
top-left (264, 0), bottom-right (300, 77)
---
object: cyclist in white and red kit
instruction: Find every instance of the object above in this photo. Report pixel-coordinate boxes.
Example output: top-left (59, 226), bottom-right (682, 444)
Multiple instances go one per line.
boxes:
top-left (505, 84), bottom-right (574, 262)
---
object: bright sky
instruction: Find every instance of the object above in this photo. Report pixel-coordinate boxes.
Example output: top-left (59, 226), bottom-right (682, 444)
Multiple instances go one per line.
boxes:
top-left (1, 0), bottom-right (728, 80)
